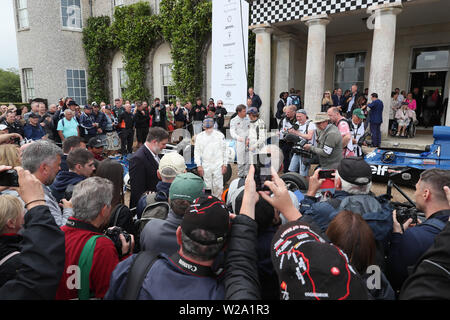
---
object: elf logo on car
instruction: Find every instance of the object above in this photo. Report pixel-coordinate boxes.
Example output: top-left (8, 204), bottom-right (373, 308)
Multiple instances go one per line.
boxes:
top-left (371, 165), bottom-right (388, 176)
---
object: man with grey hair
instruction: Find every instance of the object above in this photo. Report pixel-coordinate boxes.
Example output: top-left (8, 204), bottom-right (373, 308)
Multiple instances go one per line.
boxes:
top-left (55, 177), bottom-right (134, 300)
top-left (21, 140), bottom-right (71, 227)
top-left (300, 157), bottom-right (392, 246)
top-left (57, 109), bottom-right (80, 142)
top-left (23, 101), bottom-right (39, 123)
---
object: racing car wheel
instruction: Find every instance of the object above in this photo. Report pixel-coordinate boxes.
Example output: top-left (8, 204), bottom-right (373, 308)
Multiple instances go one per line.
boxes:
top-left (381, 151), bottom-right (396, 164)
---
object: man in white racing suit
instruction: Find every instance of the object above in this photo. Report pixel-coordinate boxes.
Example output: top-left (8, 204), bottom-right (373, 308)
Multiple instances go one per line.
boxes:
top-left (230, 104), bottom-right (250, 178)
top-left (194, 117), bottom-right (227, 198)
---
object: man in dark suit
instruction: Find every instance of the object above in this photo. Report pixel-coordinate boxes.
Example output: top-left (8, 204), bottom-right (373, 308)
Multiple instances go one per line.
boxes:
top-left (129, 127), bottom-right (169, 211)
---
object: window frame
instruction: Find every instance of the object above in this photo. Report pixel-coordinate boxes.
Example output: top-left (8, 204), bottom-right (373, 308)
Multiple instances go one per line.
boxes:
top-left (16, 0), bottom-right (29, 30)
top-left (60, 0), bottom-right (83, 31)
top-left (66, 69), bottom-right (88, 106)
top-left (23, 68), bottom-right (35, 102)
top-left (333, 51), bottom-right (367, 92)
top-left (160, 63), bottom-right (176, 104)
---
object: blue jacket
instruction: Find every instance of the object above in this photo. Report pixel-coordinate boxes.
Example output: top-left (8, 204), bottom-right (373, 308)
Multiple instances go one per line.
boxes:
top-left (79, 112), bottom-right (97, 136)
top-left (104, 253), bottom-right (225, 300)
top-left (387, 210), bottom-right (450, 291)
top-left (368, 99), bottom-right (384, 124)
top-left (24, 123), bottom-right (46, 140)
top-left (92, 111), bottom-right (107, 133)
top-left (50, 171), bottom-right (85, 202)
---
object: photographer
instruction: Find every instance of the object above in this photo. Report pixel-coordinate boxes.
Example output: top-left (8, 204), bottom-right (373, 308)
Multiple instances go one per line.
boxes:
top-left (302, 112), bottom-right (343, 170)
top-left (399, 186), bottom-right (450, 300)
top-left (105, 195), bottom-right (230, 300)
top-left (149, 98), bottom-right (167, 130)
top-left (55, 177), bottom-right (134, 300)
top-left (279, 105), bottom-right (297, 173)
top-left (287, 109), bottom-right (316, 177)
top-left (387, 169), bottom-right (450, 293)
top-left (0, 166), bottom-right (65, 300)
top-left (350, 109), bottom-right (367, 157)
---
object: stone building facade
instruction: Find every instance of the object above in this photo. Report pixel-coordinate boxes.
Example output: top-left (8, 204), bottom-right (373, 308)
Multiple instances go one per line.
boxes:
top-left (250, 0), bottom-right (450, 132)
top-left (13, 0), bottom-right (212, 106)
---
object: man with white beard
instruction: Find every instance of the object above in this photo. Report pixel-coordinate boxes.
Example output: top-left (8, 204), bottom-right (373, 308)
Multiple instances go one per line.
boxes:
top-left (194, 118), bottom-right (227, 198)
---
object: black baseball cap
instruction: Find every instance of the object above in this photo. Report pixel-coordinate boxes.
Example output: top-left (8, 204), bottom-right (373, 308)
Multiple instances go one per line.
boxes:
top-left (271, 221), bottom-right (369, 300)
top-left (337, 157), bottom-right (372, 186)
top-left (88, 137), bottom-right (105, 148)
top-left (181, 195), bottom-right (230, 245)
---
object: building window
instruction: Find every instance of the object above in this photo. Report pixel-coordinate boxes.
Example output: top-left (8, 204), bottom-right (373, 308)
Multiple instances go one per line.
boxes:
top-left (61, 0), bottom-right (82, 30)
top-left (67, 69), bottom-right (87, 105)
top-left (118, 68), bottom-right (128, 97)
top-left (16, 0), bottom-right (29, 29)
top-left (23, 68), bottom-right (34, 101)
top-left (411, 46), bottom-right (450, 71)
top-left (161, 64), bottom-right (176, 103)
top-left (113, 0), bottom-right (124, 7)
top-left (334, 52), bottom-right (366, 92)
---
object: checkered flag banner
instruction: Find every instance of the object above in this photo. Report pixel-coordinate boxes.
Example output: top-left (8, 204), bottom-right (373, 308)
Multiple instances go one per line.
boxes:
top-left (250, 0), bottom-right (411, 25)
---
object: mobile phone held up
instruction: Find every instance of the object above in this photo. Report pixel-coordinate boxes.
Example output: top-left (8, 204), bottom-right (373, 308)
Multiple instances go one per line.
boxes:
top-left (254, 153), bottom-right (272, 191)
top-left (319, 169), bottom-right (335, 191)
top-left (0, 169), bottom-right (19, 187)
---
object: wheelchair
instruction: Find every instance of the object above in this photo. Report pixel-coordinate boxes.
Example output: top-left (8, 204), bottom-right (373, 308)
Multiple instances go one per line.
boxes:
top-left (390, 117), bottom-right (416, 138)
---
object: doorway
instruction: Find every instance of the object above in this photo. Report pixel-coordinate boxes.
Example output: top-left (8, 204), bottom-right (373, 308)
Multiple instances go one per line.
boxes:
top-left (410, 71), bottom-right (447, 127)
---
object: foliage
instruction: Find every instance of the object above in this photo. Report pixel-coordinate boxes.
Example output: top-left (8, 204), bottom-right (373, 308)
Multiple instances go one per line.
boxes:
top-left (159, 0), bottom-right (212, 102)
top-left (0, 68), bottom-right (21, 102)
top-left (110, 2), bottom-right (161, 101)
top-left (82, 16), bottom-right (113, 103)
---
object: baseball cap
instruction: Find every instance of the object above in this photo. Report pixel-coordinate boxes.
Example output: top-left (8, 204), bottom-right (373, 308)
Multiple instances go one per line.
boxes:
top-left (247, 107), bottom-right (259, 115)
top-left (84, 105), bottom-right (92, 110)
top-left (169, 172), bottom-right (205, 202)
top-left (296, 109), bottom-right (307, 115)
top-left (337, 157), bottom-right (372, 186)
top-left (352, 108), bottom-right (366, 119)
top-left (271, 221), bottom-right (369, 300)
top-left (91, 101), bottom-right (99, 107)
top-left (181, 195), bottom-right (230, 245)
top-left (28, 113), bottom-right (40, 119)
top-left (209, 98), bottom-right (214, 102)
top-left (67, 100), bottom-right (78, 107)
top-left (158, 152), bottom-right (187, 179)
top-left (313, 112), bottom-right (329, 123)
top-left (203, 117), bottom-right (215, 129)
top-left (87, 137), bottom-right (105, 148)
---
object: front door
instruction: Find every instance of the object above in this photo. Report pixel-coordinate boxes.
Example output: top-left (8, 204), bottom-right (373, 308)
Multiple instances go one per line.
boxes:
top-left (409, 71), bottom-right (447, 127)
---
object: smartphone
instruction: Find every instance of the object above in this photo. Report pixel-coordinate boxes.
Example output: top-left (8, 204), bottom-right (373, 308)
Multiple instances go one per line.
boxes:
top-left (254, 153), bottom-right (271, 191)
top-left (318, 169), bottom-right (335, 179)
top-left (0, 169), bottom-right (19, 187)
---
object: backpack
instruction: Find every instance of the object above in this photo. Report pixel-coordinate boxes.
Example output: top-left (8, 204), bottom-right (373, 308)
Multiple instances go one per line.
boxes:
top-left (328, 194), bottom-right (394, 242)
top-left (290, 95), bottom-right (301, 110)
top-left (337, 118), bottom-right (353, 131)
top-left (136, 192), bottom-right (170, 234)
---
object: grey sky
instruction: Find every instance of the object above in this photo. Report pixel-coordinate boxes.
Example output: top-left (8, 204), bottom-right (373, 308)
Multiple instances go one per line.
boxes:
top-left (0, 0), bottom-right (19, 70)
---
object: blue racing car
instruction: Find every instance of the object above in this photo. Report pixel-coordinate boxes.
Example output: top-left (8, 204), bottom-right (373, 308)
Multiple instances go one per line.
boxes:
top-left (364, 126), bottom-right (450, 187)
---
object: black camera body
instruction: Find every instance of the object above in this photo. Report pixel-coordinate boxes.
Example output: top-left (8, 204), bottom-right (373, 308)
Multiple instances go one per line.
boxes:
top-left (105, 226), bottom-right (131, 257)
top-left (0, 169), bottom-right (19, 187)
top-left (284, 133), bottom-right (314, 159)
top-left (396, 206), bottom-right (419, 225)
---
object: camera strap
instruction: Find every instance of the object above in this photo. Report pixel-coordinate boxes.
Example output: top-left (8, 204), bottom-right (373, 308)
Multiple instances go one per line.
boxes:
top-left (169, 252), bottom-right (221, 278)
top-left (66, 218), bottom-right (103, 234)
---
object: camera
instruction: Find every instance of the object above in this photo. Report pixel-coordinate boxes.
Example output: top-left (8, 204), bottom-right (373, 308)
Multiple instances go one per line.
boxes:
top-left (284, 133), bottom-right (314, 159)
top-left (105, 226), bottom-right (132, 257)
top-left (396, 206), bottom-right (419, 225)
top-left (0, 169), bottom-right (19, 187)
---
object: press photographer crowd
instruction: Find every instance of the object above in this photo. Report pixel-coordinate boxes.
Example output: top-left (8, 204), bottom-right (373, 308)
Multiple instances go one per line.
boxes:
top-left (0, 85), bottom-right (449, 301)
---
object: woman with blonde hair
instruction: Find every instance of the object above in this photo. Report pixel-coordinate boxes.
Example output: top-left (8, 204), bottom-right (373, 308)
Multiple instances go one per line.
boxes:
top-left (0, 194), bottom-right (25, 286)
top-left (321, 91), bottom-right (333, 112)
top-left (0, 144), bottom-right (21, 167)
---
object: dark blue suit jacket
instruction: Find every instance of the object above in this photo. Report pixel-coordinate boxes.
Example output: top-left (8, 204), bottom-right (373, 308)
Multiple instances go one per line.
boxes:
top-left (368, 99), bottom-right (384, 124)
top-left (129, 145), bottom-right (160, 209)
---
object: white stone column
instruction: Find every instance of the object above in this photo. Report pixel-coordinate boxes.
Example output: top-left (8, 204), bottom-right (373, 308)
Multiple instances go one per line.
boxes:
top-left (253, 25), bottom-right (273, 127)
top-left (301, 14), bottom-right (330, 116)
top-left (367, 3), bottom-right (402, 136)
top-left (446, 86), bottom-right (450, 126)
top-left (273, 35), bottom-right (296, 114)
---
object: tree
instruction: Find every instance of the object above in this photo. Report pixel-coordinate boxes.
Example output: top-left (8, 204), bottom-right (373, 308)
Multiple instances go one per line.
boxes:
top-left (0, 68), bottom-right (21, 102)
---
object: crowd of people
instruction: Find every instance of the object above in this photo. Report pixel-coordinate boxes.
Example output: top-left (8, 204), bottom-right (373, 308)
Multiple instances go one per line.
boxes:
top-left (0, 85), bottom-right (449, 301)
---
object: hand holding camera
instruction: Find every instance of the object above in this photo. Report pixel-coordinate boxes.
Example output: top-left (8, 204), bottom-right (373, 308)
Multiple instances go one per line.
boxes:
top-left (105, 226), bottom-right (134, 258)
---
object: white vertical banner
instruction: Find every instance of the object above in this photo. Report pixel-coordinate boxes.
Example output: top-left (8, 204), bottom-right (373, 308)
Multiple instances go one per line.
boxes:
top-left (212, 0), bottom-right (249, 113)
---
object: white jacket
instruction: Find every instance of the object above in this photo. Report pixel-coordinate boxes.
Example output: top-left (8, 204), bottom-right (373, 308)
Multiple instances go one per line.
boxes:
top-left (194, 129), bottom-right (227, 170)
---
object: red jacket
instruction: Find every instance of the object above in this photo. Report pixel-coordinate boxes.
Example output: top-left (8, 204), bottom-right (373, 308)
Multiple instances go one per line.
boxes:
top-left (55, 219), bottom-right (120, 300)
